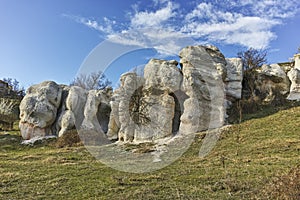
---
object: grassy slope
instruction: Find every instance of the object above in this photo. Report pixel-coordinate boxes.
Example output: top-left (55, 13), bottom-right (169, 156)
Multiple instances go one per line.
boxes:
top-left (0, 107), bottom-right (299, 200)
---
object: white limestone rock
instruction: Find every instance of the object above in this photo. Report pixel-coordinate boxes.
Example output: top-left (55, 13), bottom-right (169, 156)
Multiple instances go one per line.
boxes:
top-left (287, 68), bottom-right (300, 100)
top-left (225, 58), bottom-right (243, 99)
top-left (258, 64), bottom-right (290, 102)
top-left (179, 45), bottom-right (226, 133)
top-left (108, 60), bottom-right (182, 142)
top-left (19, 81), bottom-right (62, 139)
top-left (80, 90), bottom-right (111, 145)
top-left (57, 86), bottom-right (88, 137)
top-left (144, 59), bottom-right (182, 92)
top-left (294, 54), bottom-right (300, 70)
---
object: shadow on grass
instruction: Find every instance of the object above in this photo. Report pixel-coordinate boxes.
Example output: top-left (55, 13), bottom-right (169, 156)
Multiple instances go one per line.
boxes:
top-left (0, 133), bottom-right (22, 151)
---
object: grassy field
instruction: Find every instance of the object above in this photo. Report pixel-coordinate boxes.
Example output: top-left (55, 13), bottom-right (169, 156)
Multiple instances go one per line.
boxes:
top-left (0, 106), bottom-right (299, 199)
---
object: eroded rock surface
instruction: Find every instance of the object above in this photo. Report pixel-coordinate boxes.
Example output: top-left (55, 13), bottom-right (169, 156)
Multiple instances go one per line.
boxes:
top-left (108, 59), bottom-right (182, 142)
top-left (57, 86), bottom-right (87, 137)
top-left (259, 64), bottom-right (290, 102)
top-left (19, 81), bottom-right (62, 139)
top-left (19, 81), bottom-right (112, 141)
top-left (225, 58), bottom-right (243, 99)
top-left (179, 46), bottom-right (225, 133)
top-left (287, 68), bottom-right (300, 100)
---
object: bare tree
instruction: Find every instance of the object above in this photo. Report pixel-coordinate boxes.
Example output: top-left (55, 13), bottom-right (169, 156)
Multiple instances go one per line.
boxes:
top-left (70, 71), bottom-right (112, 90)
top-left (237, 48), bottom-right (267, 70)
top-left (2, 78), bottom-right (25, 98)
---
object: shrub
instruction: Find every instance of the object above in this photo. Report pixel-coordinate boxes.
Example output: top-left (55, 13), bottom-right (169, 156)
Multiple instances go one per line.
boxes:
top-left (54, 129), bottom-right (82, 148)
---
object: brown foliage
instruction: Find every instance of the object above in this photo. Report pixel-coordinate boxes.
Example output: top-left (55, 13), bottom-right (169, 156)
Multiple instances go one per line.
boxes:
top-left (54, 129), bottom-right (82, 148)
top-left (261, 165), bottom-right (300, 200)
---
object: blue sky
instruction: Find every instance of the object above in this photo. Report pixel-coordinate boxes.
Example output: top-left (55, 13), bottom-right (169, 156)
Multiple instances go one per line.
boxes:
top-left (0, 0), bottom-right (300, 88)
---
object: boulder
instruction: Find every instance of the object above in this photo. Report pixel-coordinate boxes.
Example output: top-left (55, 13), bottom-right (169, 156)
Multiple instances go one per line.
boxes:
top-left (287, 68), bottom-right (300, 100)
top-left (80, 90), bottom-right (111, 145)
top-left (179, 45), bottom-right (225, 133)
top-left (144, 59), bottom-right (182, 92)
top-left (57, 86), bottom-right (88, 137)
top-left (294, 54), bottom-right (300, 70)
top-left (257, 64), bottom-right (290, 102)
top-left (225, 58), bottom-right (243, 99)
top-left (19, 81), bottom-right (62, 139)
top-left (108, 59), bottom-right (182, 142)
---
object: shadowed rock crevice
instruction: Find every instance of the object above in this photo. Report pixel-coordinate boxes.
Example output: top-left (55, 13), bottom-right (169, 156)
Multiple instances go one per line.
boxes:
top-left (169, 91), bottom-right (183, 134)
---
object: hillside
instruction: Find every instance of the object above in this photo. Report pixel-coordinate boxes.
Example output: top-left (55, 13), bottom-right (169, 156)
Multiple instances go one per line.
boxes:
top-left (0, 106), bottom-right (299, 199)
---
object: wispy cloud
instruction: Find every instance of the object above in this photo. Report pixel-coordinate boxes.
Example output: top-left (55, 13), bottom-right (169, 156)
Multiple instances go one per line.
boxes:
top-left (181, 2), bottom-right (280, 48)
top-left (65, 0), bottom-right (300, 55)
top-left (63, 14), bottom-right (116, 35)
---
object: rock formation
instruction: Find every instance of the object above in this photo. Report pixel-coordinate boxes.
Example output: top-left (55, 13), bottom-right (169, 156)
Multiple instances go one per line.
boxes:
top-left (257, 64), bottom-right (290, 102)
top-left (19, 82), bottom-right (111, 140)
top-left (179, 46), bottom-right (226, 133)
top-left (225, 58), bottom-right (243, 100)
top-left (57, 86), bottom-right (87, 137)
top-left (19, 45), bottom-right (300, 142)
top-left (107, 45), bottom-right (241, 142)
top-left (107, 60), bottom-right (181, 142)
top-left (19, 81), bottom-right (62, 139)
top-left (287, 54), bottom-right (300, 100)
top-left (287, 68), bottom-right (300, 100)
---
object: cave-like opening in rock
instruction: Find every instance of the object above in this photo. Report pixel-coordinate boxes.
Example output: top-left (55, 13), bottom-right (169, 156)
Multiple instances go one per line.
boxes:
top-left (169, 91), bottom-right (184, 134)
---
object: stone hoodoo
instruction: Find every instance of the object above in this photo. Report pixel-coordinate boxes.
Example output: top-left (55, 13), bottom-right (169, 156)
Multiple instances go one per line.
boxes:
top-left (19, 45), bottom-right (300, 142)
top-left (19, 82), bottom-right (111, 140)
top-left (107, 45), bottom-right (242, 142)
top-left (287, 54), bottom-right (300, 100)
top-left (179, 46), bottom-right (226, 133)
top-left (19, 81), bottom-right (62, 139)
top-left (19, 45), bottom-right (244, 142)
top-left (287, 68), bottom-right (300, 100)
top-left (107, 60), bottom-right (182, 142)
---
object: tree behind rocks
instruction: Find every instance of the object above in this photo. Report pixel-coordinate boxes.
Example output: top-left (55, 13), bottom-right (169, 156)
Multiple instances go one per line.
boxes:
top-left (70, 71), bottom-right (112, 90)
top-left (237, 48), bottom-right (267, 70)
top-left (2, 78), bottom-right (25, 98)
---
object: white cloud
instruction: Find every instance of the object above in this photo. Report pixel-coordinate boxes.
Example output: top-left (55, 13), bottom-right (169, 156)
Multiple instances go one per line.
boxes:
top-left (181, 2), bottom-right (288, 48)
top-left (66, 0), bottom-right (300, 54)
top-left (130, 1), bottom-right (176, 28)
top-left (182, 13), bottom-right (279, 48)
top-left (253, 0), bottom-right (300, 19)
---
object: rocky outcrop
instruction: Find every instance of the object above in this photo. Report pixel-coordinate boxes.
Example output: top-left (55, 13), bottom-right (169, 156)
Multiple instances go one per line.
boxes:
top-left (294, 54), bottom-right (300, 70)
top-left (286, 54), bottom-right (300, 100)
top-left (225, 58), bottom-right (243, 99)
top-left (19, 81), bottom-right (62, 139)
top-left (287, 68), bottom-right (300, 100)
top-left (107, 59), bottom-right (182, 142)
top-left (18, 45), bottom-right (244, 142)
top-left (18, 45), bottom-right (300, 145)
top-left (258, 64), bottom-right (290, 102)
top-left (57, 86), bottom-right (87, 137)
top-left (179, 46), bottom-right (225, 133)
top-left (107, 45), bottom-right (232, 142)
top-left (19, 82), bottom-right (112, 140)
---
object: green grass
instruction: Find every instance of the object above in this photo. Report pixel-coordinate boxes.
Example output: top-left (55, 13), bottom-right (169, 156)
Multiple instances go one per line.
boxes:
top-left (0, 107), bottom-right (300, 199)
